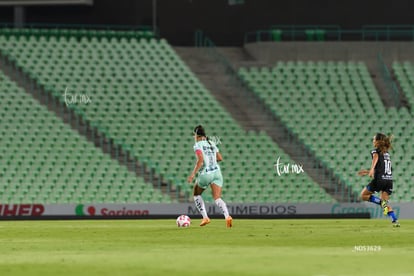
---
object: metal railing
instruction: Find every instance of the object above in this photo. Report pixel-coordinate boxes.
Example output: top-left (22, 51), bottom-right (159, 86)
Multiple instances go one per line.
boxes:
top-left (244, 25), bottom-right (414, 44)
top-left (0, 23), bottom-right (158, 39)
top-left (195, 30), bottom-right (234, 73)
top-left (362, 25), bottom-right (414, 41)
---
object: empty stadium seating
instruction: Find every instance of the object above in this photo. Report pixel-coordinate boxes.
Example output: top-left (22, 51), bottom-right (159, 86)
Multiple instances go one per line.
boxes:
top-left (0, 29), bottom-right (335, 203)
top-left (239, 61), bottom-right (414, 202)
top-left (0, 70), bottom-right (172, 204)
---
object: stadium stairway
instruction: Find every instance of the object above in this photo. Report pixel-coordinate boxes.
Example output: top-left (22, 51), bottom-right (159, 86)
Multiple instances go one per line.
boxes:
top-left (174, 47), bottom-right (268, 131)
top-left (174, 47), bottom-right (358, 202)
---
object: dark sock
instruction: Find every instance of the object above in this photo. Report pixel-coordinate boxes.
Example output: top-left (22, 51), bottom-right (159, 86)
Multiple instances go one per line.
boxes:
top-left (368, 195), bottom-right (381, 205)
top-left (388, 211), bottom-right (398, 222)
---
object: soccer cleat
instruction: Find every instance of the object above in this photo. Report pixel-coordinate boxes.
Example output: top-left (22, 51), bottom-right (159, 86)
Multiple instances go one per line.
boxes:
top-left (226, 216), bottom-right (233, 228)
top-left (381, 200), bottom-right (389, 215)
top-left (392, 221), bottom-right (401, 228)
top-left (383, 206), bottom-right (389, 216)
top-left (199, 218), bottom-right (211, 226)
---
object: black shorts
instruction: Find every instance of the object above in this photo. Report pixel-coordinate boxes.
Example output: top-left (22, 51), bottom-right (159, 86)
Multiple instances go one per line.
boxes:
top-left (366, 179), bottom-right (393, 195)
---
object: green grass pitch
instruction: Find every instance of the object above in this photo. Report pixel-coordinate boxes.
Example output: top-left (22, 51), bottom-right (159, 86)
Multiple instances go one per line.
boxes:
top-left (0, 219), bottom-right (412, 276)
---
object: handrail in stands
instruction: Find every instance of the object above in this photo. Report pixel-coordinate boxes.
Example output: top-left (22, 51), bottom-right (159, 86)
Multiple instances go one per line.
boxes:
top-left (244, 25), bottom-right (414, 44)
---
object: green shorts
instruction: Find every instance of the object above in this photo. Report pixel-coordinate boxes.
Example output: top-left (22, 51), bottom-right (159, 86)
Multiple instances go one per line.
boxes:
top-left (196, 170), bottom-right (223, 190)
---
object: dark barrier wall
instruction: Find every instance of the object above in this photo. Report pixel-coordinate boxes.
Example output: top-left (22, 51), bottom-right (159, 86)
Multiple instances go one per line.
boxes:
top-left (0, 0), bottom-right (414, 45)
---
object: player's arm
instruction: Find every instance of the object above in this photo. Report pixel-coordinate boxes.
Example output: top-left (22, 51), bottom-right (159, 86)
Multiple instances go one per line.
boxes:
top-left (187, 150), bottom-right (204, 183)
top-left (358, 169), bottom-right (369, 176)
top-left (216, 152), bottom-right (223, 162)
top-left (368, 152), bottom-right (379, 178)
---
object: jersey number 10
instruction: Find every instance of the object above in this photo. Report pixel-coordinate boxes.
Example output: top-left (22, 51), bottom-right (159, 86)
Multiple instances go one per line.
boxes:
top-left (384, 159), bottom-right (392, 175)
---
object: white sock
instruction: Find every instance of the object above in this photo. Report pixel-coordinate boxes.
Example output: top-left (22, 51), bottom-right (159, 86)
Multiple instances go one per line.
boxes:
top-left (194, 195), bottom-right (208, 219)
top-left (215, 198), bottom-right (230, 218)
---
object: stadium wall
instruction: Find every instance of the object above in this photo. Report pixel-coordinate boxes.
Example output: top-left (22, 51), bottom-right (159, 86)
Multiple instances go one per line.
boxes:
top-left (0, 203), bottom-right (413, 220)
top-left (1, 0), bottom-right (414, 45)
top-left (244, 41), bottom-right (414, 63)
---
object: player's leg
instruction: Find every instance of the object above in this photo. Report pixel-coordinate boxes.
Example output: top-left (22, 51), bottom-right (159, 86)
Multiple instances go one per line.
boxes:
top-left (211, 183), bottom-right (229, 218)
top-left (193, 183), bottom-right (210, 226)
top-left (380, 191), bottom-right (391, 211)
top-left (193, 183), bottom-right (204, 196)
top-left (211, 184), bottom-right (232, 227)
top-left (360, 187), bottom-right (373, 201)
top-left (211, 183), bottom-right (229, 217)
top-left (380, 182), bottom-right (400, 227)
top-left (361, 181), bottom-right (381, 206)
top-left (211, 173), bottom-right (232, 228)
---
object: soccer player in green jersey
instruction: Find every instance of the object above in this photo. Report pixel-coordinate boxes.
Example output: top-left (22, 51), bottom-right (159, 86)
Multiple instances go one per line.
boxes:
top-left (187, 125), bottom-right (233, 228)
top-left (358, 133), bottom-right (400, 227)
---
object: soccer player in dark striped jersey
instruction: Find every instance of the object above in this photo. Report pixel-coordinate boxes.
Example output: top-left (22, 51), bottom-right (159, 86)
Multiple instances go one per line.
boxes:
top-left (358, 133), bottom-right (400, 227)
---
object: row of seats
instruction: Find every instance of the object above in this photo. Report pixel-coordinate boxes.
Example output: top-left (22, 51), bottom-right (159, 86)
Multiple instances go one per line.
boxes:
top-left (0, 71), bottom-right (173, 204)
top-left (0, 27), bottom-right (155, 40)
top-left (0, 29), bottom-right (335, 203)
top-left (239, 61), bottom-right (414, 202)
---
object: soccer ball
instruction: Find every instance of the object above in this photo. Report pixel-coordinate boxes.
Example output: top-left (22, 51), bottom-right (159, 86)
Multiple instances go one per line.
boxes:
top-left (176, 215), bottom-right (191, 227)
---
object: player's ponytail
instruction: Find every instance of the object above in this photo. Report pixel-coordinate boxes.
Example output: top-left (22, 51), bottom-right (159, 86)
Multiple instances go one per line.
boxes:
top-left (206, 135), bottom-right (212, 147)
